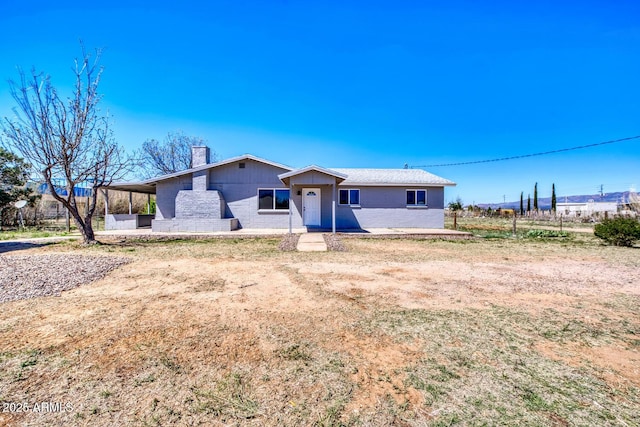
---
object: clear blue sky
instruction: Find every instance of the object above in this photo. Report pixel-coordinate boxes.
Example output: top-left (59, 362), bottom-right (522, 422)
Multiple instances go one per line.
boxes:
top-left (1, 0), bottom-right (639, 205)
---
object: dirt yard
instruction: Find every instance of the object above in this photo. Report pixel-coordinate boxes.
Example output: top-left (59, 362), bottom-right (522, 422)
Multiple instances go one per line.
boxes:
top-left (0, 234), bottom-right (638, 426)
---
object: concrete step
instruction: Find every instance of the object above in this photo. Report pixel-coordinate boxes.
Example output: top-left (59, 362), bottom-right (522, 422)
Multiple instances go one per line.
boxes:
top-left (296, 233), bottom-right (327, 252)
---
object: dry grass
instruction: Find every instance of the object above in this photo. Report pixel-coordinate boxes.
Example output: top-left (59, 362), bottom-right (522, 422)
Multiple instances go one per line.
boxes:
top-left (0, 233), bottom-right (638, 426)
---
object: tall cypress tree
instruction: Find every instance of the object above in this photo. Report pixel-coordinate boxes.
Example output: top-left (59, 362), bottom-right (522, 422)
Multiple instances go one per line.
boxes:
top-left (520, 192), bottom-right (524, 215)
top-left (527, 194), bottom-right (531, 213)
top-left (533, 182), bottom-right (538, 212)
top-left (551, 183), bottom-right (557, 212)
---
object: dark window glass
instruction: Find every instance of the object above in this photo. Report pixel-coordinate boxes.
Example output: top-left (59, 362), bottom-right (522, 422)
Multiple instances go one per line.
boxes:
top-left (259, 189), bottom-right (273, 210)
top-left (350, 189), bottom-right (360, 205)
top-left (275, 189), bottom-right (290, 210)
top-left (339, 189), bottom-right (349, 205)
top-left (417, 190), bottom-right (426, 205)
top-left (406, 190), bottom-right (415, 205)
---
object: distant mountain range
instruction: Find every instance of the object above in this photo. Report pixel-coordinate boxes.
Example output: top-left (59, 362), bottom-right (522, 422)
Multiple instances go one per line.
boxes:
top-left (478, 191), bottom-right (635, 211)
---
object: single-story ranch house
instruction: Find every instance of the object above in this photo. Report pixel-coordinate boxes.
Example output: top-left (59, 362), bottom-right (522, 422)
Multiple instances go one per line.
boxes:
top-left (103, 146), bottom-right (455, 233)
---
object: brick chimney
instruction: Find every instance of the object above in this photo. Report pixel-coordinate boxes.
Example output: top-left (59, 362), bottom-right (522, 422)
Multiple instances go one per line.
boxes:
top-left (191, 146), bottom-right (210, 168)
top-left (191, 146), bottom-right (210, 191)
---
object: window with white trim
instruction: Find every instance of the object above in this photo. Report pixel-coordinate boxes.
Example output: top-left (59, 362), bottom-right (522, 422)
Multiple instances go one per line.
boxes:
top-left (339, 189), bottom-right (360, 206)
top-left (258, 188), bottom-right (290, 210)
top-left (406, 189), bottom-right (427, 206)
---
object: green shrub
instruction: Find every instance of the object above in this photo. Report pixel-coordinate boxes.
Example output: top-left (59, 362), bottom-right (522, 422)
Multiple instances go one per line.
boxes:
top-left (594, 217), bottom-right (640, 247)
top-left (525, 229), bottom-right (569, 239)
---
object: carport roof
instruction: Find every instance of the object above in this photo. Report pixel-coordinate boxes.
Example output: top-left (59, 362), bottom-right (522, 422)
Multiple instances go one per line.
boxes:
top-left (102, 182), bottom-right (157, 194)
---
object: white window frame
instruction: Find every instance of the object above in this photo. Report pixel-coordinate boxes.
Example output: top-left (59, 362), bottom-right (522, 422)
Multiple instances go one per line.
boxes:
top-left (406, 189), bottom-right (428, 207)
top-left (257, 188), bottom-right (290, 211)
top-left (338, 188), bottom-right (361, 206)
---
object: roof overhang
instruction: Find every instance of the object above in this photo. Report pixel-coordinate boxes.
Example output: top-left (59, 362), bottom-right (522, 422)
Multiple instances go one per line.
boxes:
top-left (278, 165), bottom-right (348, 186)
top-left (100, 182), bottom-right (157, 194)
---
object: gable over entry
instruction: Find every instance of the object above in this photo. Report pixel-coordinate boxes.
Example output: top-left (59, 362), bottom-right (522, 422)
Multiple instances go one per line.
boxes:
top-left (278, 166), bottom-right (347, 234)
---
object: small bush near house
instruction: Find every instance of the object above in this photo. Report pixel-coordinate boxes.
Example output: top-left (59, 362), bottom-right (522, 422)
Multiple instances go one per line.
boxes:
top-left (594, 217), bottom-right (640, 247)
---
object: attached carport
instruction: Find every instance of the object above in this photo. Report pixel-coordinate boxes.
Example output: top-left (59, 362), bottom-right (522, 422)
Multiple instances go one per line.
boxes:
top-left (100, 181), bottom-right (157, 230)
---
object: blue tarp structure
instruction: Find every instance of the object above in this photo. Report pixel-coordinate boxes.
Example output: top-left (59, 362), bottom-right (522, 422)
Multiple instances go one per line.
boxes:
top-left (37, 179), bottom-right (93, 198)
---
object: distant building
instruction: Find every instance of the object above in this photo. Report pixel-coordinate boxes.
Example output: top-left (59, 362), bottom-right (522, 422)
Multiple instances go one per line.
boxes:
top-left (37, 179), bottom-right (93, 198)
top-left (557, 201), bottom-right (617, 217)
top-left (35, 179), bottom-right (94, 219)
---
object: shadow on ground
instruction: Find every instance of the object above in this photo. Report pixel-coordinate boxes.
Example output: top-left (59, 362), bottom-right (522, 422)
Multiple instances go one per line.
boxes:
top-left (0, 242), bottom-right (47, 254)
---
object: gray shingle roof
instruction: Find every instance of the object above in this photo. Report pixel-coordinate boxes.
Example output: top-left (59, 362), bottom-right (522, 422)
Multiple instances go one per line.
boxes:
top-left (105, 154), bottom-right (455, 194)
top-left (330, 168), bottom-right (455, 186)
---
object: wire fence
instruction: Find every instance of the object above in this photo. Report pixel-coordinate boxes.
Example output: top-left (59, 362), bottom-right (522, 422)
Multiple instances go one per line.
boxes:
top-left (0, 190), bottom-right (153, 230)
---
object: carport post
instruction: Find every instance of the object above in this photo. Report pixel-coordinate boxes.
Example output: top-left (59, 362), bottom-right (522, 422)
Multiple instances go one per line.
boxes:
top-left (103, 189), bottom-right (109, 231)
top-left (128, 191), bottom-right (133, 215)
top-left (103, 189), bottom-right (109, 216)
top-left (332, 182), bottom-right (336, 234)
top-left (288, 182), bottom-right (293, 234)
top-left (147, 194), bottom-right (151, 214)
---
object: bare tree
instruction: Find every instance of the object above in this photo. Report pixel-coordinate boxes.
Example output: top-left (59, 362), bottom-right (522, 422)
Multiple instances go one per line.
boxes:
top-left (1, 46), bottom-right (134, 244)
top-left (140, 131), bottom-right (215, 177)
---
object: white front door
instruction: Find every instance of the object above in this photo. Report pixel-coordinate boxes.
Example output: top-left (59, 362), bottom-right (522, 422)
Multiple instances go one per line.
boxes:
top-left (303, 188), bottom-right (321, 226)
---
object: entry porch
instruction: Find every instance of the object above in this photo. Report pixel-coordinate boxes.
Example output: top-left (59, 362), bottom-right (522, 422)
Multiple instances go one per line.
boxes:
top-left (278, 166), bottom-right (347, 234)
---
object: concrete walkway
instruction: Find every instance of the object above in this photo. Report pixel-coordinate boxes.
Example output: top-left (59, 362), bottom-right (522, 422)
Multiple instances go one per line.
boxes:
top-left (296, 233), bottom-right (327, 252)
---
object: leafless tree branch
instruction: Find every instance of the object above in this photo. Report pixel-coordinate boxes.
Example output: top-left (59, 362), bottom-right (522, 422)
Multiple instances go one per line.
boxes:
top-left (1, 46), bottom-right (134, 244)
top-left (138, 131), bottom-right (216, 178)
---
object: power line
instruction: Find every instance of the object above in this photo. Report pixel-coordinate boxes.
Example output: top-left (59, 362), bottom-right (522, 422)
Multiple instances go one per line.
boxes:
top-left (411, 135), bottom-right (640, 168)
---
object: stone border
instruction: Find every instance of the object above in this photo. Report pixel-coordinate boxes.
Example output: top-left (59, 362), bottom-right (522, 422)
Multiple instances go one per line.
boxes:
top-left (323, 234), bottom-right (347, 251)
